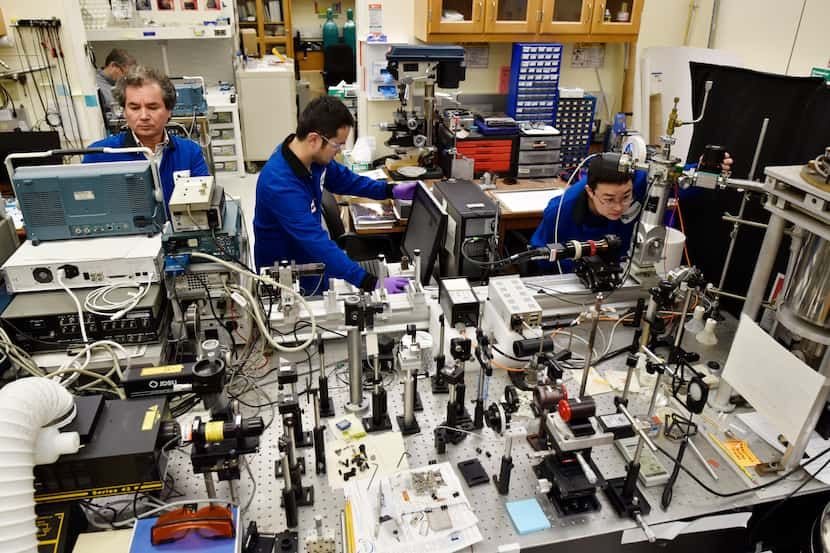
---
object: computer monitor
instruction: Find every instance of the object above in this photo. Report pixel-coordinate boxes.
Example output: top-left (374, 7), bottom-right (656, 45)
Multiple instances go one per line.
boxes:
top-left (0, 130), bottom-right (61, 187)
top-left (401, 182), bottom-right (448, 285)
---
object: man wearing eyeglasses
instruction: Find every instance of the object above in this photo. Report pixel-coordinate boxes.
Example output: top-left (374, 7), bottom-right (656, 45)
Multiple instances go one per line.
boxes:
top-left (530, 152), bottom-right (732, 272)
top-left (254, 96), bottom-right (416, 294)
top-left (95, 49), bottom-right (136, 114)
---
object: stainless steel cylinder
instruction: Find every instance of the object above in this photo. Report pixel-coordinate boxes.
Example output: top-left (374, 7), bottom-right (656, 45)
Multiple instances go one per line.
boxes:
top-left (204, 473), bottom-right (216, 498)
top-left (285, 418), bottom-right (297, 467)
top-left (424, 82), bottom-right (436, 147)
top-left (783, 232), bottom-right (830, 329)
top-left (313, 392), bottom-right (321, 427)
top-left (503, 435), bottom-right (513, 458)
top-left (404, 365), bottom-right (415, 427)
top-left (413, 249), bottom-right (422, 285)
top-left (281, 454), bottom-right (292, 490)
top-left (348, 326), bottom-right (363, 407)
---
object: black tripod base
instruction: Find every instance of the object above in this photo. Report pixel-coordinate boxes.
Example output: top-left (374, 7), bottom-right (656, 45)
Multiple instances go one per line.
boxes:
top-left (396, 414), bottom-right (421, 436)
top-left (275, 457), bottom-right (306, 478)
top-left (604, 476), bottom-right (651, 518)
top-left (362, 413), bottom-right (393, 433)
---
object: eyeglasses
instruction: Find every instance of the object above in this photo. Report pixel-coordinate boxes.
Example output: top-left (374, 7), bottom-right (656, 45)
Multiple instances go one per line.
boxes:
top-left (594, 193), bottom-right (633, 208)
top-left (151, 504), bottom-right (235, 545)
top-left (318, 133), bottom-right (344, 151)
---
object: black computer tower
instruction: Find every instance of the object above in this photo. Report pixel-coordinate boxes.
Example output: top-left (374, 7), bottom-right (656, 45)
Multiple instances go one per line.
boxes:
top-left (431, 179), bottom-right (498, 278)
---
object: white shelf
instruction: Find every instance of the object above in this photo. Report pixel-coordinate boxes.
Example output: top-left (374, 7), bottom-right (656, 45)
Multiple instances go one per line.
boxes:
top-left (209, 122), bottom-right (235, 129)
top-left (213, 155), bottom-right (238, 161)
top-left (211, 138), bottom-right (236, 146)
top-left (85, 26), bottom-right (233, 41)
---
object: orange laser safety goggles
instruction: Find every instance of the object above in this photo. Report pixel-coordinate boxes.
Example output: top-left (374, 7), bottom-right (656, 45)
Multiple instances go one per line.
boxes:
top-left (150, 504), bottom-right (235, 545)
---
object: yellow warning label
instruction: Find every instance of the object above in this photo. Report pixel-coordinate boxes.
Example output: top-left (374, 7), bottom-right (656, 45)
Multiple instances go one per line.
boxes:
top-left (142, 404), bottom-right (160, 431)
top-left (141, 364), bottom-right (184, 376)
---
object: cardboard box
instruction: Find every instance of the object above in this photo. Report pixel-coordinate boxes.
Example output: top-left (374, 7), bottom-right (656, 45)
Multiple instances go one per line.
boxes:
top-left (241, 28), bottom-right (257, 57)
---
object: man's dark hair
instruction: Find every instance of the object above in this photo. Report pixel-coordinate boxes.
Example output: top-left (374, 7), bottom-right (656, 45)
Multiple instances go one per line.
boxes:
top-left (104, 48), bottom-right (136, 69)
top-left (586, 152), bottom-right (632, 190)
top-left (114, 65), bottom-right (177, 111)
top-left (296, 96), bottom-right (355, 140)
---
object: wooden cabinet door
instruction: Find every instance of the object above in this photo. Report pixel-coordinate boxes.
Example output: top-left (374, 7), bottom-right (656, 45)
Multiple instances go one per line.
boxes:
top-left (484, 0), bottom-right (540, 33)
top-left (429, 0), bottom-right (486, 34)
top-left (539, 0), bottom-right (593, 34)
top-left (590, 0), bottom-right (643, 35)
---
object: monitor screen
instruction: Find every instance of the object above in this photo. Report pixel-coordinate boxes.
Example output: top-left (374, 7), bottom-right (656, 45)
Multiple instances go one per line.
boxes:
top-left (0, 130), bottom-right (61, 187)
top-left (401, 182), bottom-right (447, 285)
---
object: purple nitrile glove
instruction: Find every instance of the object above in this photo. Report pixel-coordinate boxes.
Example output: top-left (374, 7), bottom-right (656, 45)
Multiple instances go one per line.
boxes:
top-left (392, 181), bottom-right (418, 201)
top-left (377, 276), bottom-right (410, 294)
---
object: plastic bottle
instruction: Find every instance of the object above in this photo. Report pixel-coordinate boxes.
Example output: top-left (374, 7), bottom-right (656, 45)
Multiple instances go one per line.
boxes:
top-left (322, 8), bottom-right (339, 49)
top-left (343, 8), bottom-right (356, 54)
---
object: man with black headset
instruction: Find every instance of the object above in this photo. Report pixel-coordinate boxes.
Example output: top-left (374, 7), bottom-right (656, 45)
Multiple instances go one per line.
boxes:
top-left (530, 152), bottom-right (733, 272)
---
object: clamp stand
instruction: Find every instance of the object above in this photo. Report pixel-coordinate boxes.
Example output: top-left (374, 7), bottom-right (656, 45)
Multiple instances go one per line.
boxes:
top-left (277, 362), bottom-right (312, 448)
top-left (363, 353), bottom-right (392, 433)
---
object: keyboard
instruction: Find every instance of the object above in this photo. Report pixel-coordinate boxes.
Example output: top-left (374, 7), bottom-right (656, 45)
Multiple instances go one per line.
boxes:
top-left (357, 259), bottom-right (388, 278)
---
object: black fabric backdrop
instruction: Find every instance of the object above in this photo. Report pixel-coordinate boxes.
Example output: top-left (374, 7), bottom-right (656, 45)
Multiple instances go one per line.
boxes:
top-left (677, 62), bottom-right (830, 313)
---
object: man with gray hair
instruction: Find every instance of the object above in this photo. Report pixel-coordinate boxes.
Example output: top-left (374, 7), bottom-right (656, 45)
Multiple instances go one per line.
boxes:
top-left (96, 48), bottom-right (136, 113)
top-left (84, 65), bottom-right (209, 208)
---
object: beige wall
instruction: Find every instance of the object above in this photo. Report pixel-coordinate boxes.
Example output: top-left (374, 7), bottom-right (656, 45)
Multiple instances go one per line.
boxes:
top-left (713, 0), bottom-right (829, 75)
top-left (1, 0), bottom-right (104, 142)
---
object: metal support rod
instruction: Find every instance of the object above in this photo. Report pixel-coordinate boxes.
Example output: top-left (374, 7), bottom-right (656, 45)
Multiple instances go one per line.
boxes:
top-left (575, 451), bottom-right (597, 485)
top-left (744, 212), bottom-right (787, 319)
top-left (714, 117), bottom-right (769, 311)
top-left (348, 326), bottom-right (363, 408)
top-left (228, 479), bottom-right (238, 504)
top-left (413, 249), bottom-right (422, 286)
top-left (579, 294), bottom-right (604, 398)
top-left (403, 364), bottom-right (415, 427)
top-left (672, 283), bottom-right (693, 352)
top-left (204, 473), bottom-right (216, 499)
top-left (618, 404), bottom-right (658, 453)
top-left (424, 82), bottom-right (436, 147)
top-left (687, 438), bottom-right (719, 481)
top-left (285, 416), bottom-right (298, 468)
top-left (640, 295), bottom-right (658, 350)
top-left (720, 215), bottom-right (768, 229)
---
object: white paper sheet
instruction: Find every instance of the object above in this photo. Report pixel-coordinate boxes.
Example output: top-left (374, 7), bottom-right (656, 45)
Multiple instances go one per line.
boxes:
top-left (723, 314), bottom-right (826, 443)
top-left (493, 189), bottom-right (563, 214)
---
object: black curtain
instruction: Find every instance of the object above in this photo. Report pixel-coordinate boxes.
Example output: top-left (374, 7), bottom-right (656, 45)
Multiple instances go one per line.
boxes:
top-left (678, 62), bottom-right (830, 313)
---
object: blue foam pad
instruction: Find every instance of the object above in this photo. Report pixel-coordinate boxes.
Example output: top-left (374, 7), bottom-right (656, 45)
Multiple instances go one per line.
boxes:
top-left (129, 506), bottom-right (238, 552)
top-left (505, 498), bottom-right (551, 535)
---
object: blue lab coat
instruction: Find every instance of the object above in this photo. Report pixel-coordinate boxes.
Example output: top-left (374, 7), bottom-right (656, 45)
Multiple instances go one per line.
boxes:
top-left (530, 170), bottom-right (649, 272)
top-left (253, 135), bottom-right (393, 290)
top-left (83, 131), bottom-right (210, 208)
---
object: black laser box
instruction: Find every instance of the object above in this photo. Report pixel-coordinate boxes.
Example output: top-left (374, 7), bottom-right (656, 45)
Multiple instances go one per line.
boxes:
top-left (34, 397), bottom-right (170, 503)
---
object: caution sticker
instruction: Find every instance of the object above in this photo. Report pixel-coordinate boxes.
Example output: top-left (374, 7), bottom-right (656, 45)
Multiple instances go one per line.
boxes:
top-left (723, 439), bottom-right (761, 467)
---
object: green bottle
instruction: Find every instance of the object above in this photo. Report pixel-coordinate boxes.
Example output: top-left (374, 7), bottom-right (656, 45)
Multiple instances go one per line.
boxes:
top-left (343, 8), bottom-right (356, 53)
top-left (322, 8), bottom-right (339, 49)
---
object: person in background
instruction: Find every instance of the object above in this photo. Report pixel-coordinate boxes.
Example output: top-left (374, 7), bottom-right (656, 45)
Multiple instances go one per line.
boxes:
top-left (95, 49), bottom-right (135, 113)
top-left (530, 152), bottom-right (732, 273)
top-left (254, 96), bottom-right (416, 294)
top-left (84, 65), bottom-right (209, 208)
